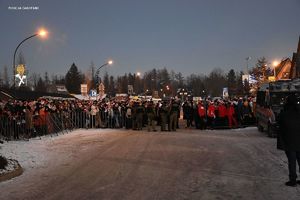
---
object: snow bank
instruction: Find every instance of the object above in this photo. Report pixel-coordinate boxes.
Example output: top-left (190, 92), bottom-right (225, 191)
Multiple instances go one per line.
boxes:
top-left (0, 129), bottom-right (111, 175)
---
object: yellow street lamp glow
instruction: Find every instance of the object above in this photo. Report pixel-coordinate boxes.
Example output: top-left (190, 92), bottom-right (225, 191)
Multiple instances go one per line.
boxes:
top-left (38, 29), bottom-right (48, 38)
top-left (272, 60), bottom-right (279, 67)
top-left (137, 72), bottom-right (141, 77)
top-left (108, 60), bottom-right (113, 65)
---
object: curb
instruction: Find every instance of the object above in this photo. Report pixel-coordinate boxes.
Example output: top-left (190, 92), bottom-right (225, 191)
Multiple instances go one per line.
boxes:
top-left (0, 160), bottom-right (23, 182)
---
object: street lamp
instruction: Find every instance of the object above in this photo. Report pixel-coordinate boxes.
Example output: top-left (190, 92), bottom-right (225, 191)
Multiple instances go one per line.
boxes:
top-left (272, 60), bottom-right (279, 80)
top-left (95, 60), bottom-right (113, 87)
top-left (13, 28), bottom-right (48, 88)
top-left (246, 57), bottom-right (251, 74)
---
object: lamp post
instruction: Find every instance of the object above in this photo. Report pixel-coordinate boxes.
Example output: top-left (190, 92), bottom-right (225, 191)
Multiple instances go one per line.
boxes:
top-left (13, 29), bottom-right (48, 88)
top-left (246, 57), bottom-right (251, 74)
top-left (95, 60), bottom-right (113, 88)
top-left (272, 61), bottom-right (279, 80)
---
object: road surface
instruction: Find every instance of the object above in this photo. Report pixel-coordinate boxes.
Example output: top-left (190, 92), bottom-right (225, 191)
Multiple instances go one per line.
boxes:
top-left (1, 127), bottom-right (300, 200)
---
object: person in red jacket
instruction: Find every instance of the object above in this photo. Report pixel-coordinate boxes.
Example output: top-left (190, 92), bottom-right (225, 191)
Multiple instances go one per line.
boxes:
top-left (207, 101), bottom-right (215, 129)
top-left (198, 101), bottom-right (206, 130)
top-left (218, 101), bottom-right (227, 127)
top-left (227, 102), bottom-right (237, 128)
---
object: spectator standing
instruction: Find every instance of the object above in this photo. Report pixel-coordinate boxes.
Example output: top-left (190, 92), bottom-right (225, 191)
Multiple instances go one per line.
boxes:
top-left (277, 94), bottom-right (300, 187)
top-left (198, 101), bottom-right (206, 130)
top-left (169, 99), bottom-right (179, 131)
top-left (146, 101), bottom-right (157, 132)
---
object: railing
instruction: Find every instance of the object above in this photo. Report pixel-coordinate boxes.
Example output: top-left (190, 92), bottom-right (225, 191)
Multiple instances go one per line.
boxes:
top-left (0, 110), bottom-right (128, 141)
top-left (0, 109), bottom-right (256, 141)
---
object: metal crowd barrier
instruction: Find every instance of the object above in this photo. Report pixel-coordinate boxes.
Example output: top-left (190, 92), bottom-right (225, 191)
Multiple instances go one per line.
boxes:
top-left (0, 108), bottom-right (256, 141)
top-left (0, 109), bottom-right (128, 141)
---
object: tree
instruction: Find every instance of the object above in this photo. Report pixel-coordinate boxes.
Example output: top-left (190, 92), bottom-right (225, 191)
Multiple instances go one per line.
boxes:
top-left (3, 65), bottom-right (9, 88)
top-left (65, 63), bottom-right (83, 94)
top-left (227, 69), bottom-right (237, 96)
top-left (186, 74), bottom-right (205, 96)
top-left (52, 74), bottom-right (65, 85)
top-left (204, 68), bottom-right (226, 97)
top-left (90, 61), bottom-right (97, 90)
top-left (250, 57), bottom-right (272, 83)
top-left (103, 71), bottom-right (109, 93)
top-left (35, 77), bottom-right (47, 92)
top-left (175, 72), bottom-right (185, 89)
top-left (133, 73), bottom-right (142, 94)
top-left (108, 75), bottom-right (115, 95)
top-left (17, 52), bottom-right (26, 65)
top-left (44, 72), bottom-right (50, 88)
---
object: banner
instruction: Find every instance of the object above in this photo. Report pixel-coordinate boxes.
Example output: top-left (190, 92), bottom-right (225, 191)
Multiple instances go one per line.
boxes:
top-left (80, 84), bottom-right (87, 96)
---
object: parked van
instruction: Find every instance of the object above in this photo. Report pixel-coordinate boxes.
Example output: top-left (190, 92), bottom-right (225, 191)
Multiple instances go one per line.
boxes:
top-left (256, 79), bottom-right (300, 137)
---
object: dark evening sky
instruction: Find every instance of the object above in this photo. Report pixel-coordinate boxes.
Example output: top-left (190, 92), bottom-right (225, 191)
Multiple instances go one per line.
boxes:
top-left (1, 0), bottom-right (300, 78)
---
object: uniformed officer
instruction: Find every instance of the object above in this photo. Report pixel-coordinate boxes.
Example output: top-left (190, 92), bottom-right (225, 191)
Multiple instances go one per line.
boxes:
top-left (169, 99), bottom-right (179, 131)
top-left (136, 101), bottom-right (145, 130)
top-left (160, 101), bottom-right (168, 131)
top-left (146, 101), bottom-right (157, 132)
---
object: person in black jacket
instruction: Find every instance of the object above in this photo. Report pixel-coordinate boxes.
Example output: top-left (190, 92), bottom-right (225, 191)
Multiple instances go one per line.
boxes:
top-left (277, 93), bottom-right (300, 187)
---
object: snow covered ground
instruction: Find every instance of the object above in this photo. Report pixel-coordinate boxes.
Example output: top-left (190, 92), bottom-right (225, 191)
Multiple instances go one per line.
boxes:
top-left (0, 127), bottom-right (300, 200)
top-left (0, 129), bottom-right (116, 176)
top-left (0, 127), bottom-right (258, 174)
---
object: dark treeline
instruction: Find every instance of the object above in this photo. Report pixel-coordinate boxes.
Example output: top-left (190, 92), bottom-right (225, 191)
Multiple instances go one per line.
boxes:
top-left (1, 57), bottom-right (274, 97)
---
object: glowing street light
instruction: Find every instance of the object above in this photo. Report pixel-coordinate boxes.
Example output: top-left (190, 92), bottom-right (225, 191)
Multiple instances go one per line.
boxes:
top-left (136, 72), bottom-right (141, 77)
top-left (13, 27), bottom-right (48, 88)
top-left (95, 60), bottom-right (113, 86)
top-left (107, 60), bottom-right (113, 65)
top-left (38, 29), bottom-right (48, 38)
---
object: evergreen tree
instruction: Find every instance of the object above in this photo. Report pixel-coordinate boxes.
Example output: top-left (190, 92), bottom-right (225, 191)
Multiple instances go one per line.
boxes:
top-left (65, 63), bottom-right (83, 94)
top-left (36, 77), bottom-right (47, 92)
top-left (103, 71), bottom-right (109, 93)
top-left (227, 69), bottom-right (237, 96)
top-left (250, 57), bottom-right (272, 83)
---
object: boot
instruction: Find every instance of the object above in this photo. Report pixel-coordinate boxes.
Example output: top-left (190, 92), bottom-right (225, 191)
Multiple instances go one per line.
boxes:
top-left (285, 180), bottom-right (297, 187)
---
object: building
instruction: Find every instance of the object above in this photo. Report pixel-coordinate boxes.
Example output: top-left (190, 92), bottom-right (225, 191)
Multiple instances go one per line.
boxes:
top-left (291, 36), bottom-right (300, 78)
top-left (276, 36), bottom-right (300, 80)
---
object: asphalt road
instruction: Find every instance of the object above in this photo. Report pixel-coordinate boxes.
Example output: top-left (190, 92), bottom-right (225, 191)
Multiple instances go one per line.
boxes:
top-left (1, 127), bottom-right (300, 200)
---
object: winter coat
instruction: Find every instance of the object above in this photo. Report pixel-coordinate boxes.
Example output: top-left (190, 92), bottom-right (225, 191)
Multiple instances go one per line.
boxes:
top-left (277, 107), bottom-right (300, 151)
top-left (198, 104), bottom-right (206, 117)
top-left (218, 104), bottom-right (227, 118)
top-left (227, 105), bottom-right (235, 117)
top-left (182, 103), bottom-right (192, 119)
top-left (90, 105), bottom-right (99, 116)
top-left (207, 105), bottom-right (215, 118)
top-left (25, 108), bottom-right (33, 129)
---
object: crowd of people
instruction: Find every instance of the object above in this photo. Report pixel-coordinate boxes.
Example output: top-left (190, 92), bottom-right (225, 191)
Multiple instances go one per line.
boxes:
top-left (0, 96), bottom-right (256, 140)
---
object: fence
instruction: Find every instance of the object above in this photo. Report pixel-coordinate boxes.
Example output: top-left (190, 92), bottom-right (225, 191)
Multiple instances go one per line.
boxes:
top-left (0, 110), bottom-right (128, 141)
top-left (0, 109), bottom-right (257, 141)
